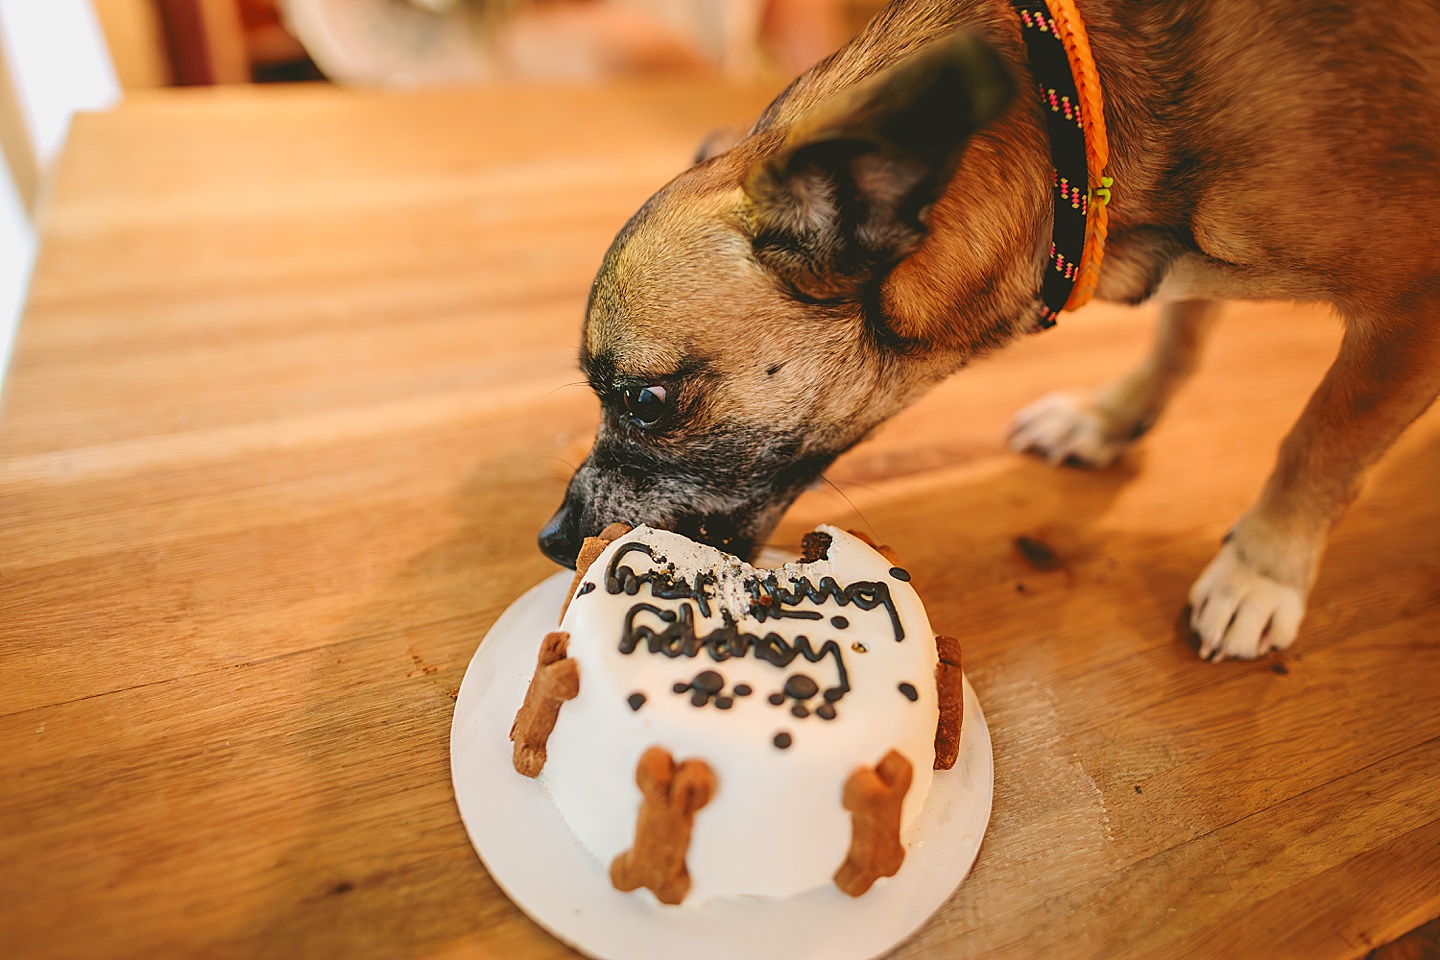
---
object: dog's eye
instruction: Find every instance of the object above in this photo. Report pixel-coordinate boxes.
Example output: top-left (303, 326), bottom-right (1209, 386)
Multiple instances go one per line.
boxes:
top-left (622, 385), bottom-right (667, 426)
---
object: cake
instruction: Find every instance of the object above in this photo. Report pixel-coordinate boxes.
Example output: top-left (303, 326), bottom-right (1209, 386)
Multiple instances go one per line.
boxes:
top-left (508, 523), bottom-right (963, 905)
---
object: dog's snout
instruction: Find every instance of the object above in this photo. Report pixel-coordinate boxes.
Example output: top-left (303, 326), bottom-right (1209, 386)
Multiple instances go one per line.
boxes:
top-left (538, 497), bottom-right (583, 568)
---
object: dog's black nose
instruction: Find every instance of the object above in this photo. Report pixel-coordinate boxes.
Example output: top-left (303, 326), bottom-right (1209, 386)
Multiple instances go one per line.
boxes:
top-left (538, 498), bottom-right (582, 568)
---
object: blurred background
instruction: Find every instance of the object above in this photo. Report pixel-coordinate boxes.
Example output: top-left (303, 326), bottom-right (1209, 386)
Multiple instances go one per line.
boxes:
top-left (0, 0), bottom-right (886, 387)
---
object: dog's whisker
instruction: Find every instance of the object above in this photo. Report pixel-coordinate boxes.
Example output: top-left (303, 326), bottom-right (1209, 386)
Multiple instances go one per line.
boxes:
top-left (817, 474), bottom-right (882, 545)
top-left (820, 475), bottom-right (885, 498)
top-left (546, 380), bottom-right (592, 398)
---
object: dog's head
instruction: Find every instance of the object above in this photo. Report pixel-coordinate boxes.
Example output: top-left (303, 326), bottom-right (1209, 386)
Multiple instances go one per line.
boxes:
top-left (541, 31), bottom-right (1025, 566)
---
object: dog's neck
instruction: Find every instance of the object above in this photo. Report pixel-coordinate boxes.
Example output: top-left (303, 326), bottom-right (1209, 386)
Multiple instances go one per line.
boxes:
top-left (753, 0), bottom-right (1194, 366)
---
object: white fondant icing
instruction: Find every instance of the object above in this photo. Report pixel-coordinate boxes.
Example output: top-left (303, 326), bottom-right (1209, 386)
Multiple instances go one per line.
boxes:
top-left (541, 525), bottom-right (939, 904)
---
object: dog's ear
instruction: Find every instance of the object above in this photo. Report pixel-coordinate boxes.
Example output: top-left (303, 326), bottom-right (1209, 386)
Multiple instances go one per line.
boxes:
top-left (695, 125), bottom-right (746, 164)
top-left (744, 31), bottom-right (1014, 302)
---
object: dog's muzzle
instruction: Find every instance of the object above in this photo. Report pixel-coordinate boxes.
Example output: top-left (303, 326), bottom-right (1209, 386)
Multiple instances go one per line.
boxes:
top-left (538, 491), bottom-right (584, 568)
top-left (537, 494), bottom-right (753, 569)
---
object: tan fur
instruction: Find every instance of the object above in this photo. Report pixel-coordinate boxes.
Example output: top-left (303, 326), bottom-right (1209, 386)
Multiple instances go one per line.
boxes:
top-left (542, 0), bottom-right (1440, 660)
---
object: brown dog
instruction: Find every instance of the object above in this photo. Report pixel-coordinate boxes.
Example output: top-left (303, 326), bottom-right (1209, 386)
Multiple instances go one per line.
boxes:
top-left (539, 0), bottom-right (1440, 662)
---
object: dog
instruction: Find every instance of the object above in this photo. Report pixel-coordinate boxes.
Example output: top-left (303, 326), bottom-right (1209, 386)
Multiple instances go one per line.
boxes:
top-left (538, 0), bottom-right (1440, 662)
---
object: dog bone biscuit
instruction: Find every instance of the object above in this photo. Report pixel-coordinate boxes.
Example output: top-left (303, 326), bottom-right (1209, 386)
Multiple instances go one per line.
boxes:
top-left (509, 631), bottom-right (580, 777)
top-left (934, 635), bottom-right (964, 770)
top-left (609, 746), bottom-right (716, 905)
top-left (561, 522), bottom-right (635, 623)
top-left (834, 749), bottom-right (913, 897)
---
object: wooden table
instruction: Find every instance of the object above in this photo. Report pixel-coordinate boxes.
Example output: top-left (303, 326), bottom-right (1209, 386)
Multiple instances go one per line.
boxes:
top-left (2, 81), bottom-right (1437, 960)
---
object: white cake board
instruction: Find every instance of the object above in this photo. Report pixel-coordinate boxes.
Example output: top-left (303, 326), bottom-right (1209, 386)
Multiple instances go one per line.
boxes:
top-left (451, 571), bottom-right (994, 960)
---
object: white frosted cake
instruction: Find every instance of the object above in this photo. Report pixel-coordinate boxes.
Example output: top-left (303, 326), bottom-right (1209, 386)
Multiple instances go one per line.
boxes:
top-left (508, 524), bottom-right (962, 906)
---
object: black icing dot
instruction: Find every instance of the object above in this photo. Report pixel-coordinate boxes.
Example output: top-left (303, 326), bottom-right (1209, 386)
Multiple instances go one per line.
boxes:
top-left (693, 670), bottom-right (725, 694)
top-left (768, 692), bottom-right (786, 706)
top-left (734, 684), bottom-right (753, 697)
top-left (577, 582), bottom-right (596, 597)
top-left (715, 696), bottom-right (734, 710)
top-left (673, 681), bottom-right (690, 694)
top-left (627, 693), bottom-right (646, 711)
top-left (691, 689), bottom-right (709, 707)
top-left (830, 616), bottom-right (850, 629)
top-left (889, 567), bottom-right (912, 582)
top-left (791, 703), bottom-right (810, 719)
top-left (823, 687), bottom-right (844, 702)
top-left (817, 703), bottom-right (836, 721)
top-left (773, 732), bottom-right (792, 750)
top-left (898, 682), bottom-right (919, 702)
top-left (784, 674), bottom-right (819, 700)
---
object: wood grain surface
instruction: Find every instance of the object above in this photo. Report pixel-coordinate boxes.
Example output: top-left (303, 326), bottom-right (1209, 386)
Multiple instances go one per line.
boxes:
top-left (2, 81), bottom-right (1438, 960)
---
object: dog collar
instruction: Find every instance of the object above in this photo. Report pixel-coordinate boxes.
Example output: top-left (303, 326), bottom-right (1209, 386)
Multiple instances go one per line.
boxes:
top-left (1010, 0), bottom-right (1111, 328)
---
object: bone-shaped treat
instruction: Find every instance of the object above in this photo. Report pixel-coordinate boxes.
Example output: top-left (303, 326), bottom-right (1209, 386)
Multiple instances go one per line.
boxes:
top-left (509, 631), bottom-right (580, 778)
top-left (609, 746), bottom-right (716, 905)
top-left (834, 749), bottom-right (912, 897)
top-left (934, 634), bottom-right (964, 770)
top-left (561, 522), bottom-right (634, 623)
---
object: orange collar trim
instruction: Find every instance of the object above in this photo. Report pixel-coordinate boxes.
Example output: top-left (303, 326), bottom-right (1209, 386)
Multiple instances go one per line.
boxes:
top-left (1043, 0), bottom-right (1111, 311)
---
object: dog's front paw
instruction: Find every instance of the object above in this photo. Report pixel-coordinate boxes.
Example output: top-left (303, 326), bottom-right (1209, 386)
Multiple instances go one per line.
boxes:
top-left (1187, 541), bottom-right (1307, 661)
top-left (1007, 391), bottom-right (1133, 468)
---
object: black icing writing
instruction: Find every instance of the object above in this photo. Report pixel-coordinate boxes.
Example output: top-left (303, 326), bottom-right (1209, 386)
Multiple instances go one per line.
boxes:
top-left (604, 538), bottom-right (904, 642)
top-left (784, 674), bottom-right (819, 700)
top-left (605, 541), bottom-right (716, 618)
top-left (749, 574), bottom-right (905, 643)
top-left (674, 669), bottom-right (741, 711)
top-left (619, 602), bottom-right (851, 701)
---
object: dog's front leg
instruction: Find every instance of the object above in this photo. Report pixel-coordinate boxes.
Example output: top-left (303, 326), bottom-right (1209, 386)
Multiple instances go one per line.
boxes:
top-left (1008, 299), bottom-right (1220, 467)
top-left (1191, 311), bottom-right (1440, 660)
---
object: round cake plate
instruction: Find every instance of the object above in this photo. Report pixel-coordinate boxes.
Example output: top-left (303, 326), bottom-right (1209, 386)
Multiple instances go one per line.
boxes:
top-left (451, 571), bottom-right (994, 960)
